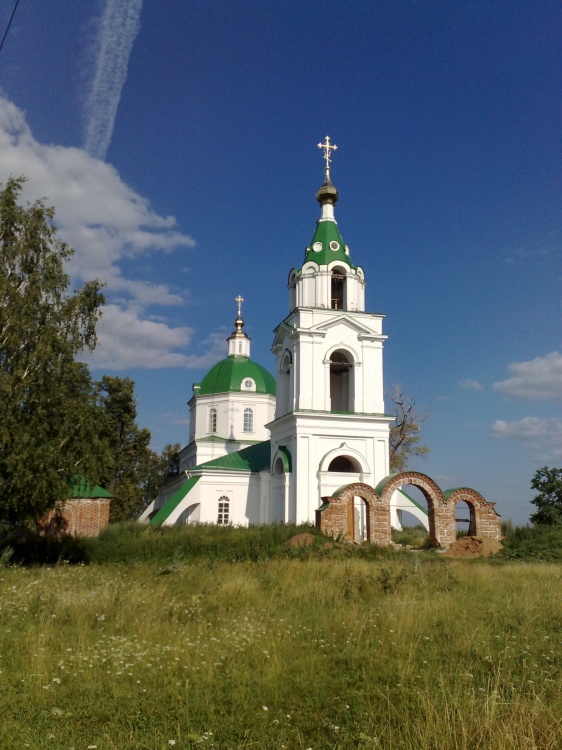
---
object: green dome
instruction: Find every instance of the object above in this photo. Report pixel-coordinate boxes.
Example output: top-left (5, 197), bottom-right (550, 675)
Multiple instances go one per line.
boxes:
top-left (195, 355), bottom-right (276, 396)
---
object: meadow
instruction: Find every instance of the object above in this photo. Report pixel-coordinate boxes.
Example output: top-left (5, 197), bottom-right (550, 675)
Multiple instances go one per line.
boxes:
top-left (1, 531), bottom-right (561, 750)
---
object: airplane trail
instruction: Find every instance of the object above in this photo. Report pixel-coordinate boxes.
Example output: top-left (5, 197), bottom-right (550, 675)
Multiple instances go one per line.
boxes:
top-left (84, 0), bottom-right (143, 161)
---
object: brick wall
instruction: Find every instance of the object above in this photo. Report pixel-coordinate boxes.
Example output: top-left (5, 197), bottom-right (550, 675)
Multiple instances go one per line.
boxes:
top-left (43, 499), bottom-right (111, 538)
top-left (318, 473), bottom-right (501, 548)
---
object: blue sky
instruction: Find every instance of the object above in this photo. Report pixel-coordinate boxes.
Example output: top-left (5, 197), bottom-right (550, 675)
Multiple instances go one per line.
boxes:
top-left (0, 0), bottom-right (560, 524)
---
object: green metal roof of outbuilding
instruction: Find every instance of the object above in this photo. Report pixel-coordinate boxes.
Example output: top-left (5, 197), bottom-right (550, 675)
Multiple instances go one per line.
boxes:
top-left (71, 478), bottom-right (113, 499)
top-left (195, 355), bottom-right (275, 396)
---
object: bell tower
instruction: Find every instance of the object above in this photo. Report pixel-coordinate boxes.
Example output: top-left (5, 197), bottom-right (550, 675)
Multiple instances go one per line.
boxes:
top-left (268, 138), bottom-right (393, 525)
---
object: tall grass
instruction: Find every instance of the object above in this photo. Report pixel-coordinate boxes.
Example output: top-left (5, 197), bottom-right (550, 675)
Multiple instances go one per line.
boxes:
top-left (0, 556), bottom-right (560, 748)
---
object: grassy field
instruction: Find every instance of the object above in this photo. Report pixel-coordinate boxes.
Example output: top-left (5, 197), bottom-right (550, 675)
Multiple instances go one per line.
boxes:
top-left (1, 551), bottom-right (561, 749)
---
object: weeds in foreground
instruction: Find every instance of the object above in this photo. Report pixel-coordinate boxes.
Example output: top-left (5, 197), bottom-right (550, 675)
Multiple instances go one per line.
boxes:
top-left (0, 557), bottom-right (560, 749)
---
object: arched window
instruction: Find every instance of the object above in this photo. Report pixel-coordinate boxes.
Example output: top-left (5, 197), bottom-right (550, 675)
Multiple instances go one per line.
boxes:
top-left (243, 408), bottom-right (253, 432)
top-left (208, 408), bottom-right (217, 433)
top-left (329, 350), bottom-right (353, 412)
top-left (217, 496), bottom-right (230, 525)
top-left (273, 457), bottom-right (285, 475)
top-left (328, 456), bottom-right (357, 472)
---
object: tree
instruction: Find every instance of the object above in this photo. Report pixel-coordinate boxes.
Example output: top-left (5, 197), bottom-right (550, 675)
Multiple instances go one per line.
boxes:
top-left (530, 466), bottom-right (562, 526)
top-left (387, 385), bottom-right (430, 473)
top-left (0, 177), bottom-right (105, 526)
top-left (142, 442), bottom-right (181, 510)
top-left (95, 376), bottom-right (169, 522)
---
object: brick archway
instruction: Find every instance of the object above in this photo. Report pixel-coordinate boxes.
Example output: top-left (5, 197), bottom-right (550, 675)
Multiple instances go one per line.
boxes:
top-left (376, 472), bottom-right (445, 546)
top-left (316, 482), bottom-right (391, 546)
top-left (316, 473), bottom-right (501, 549)
top-left (443, 488), bottom-right (501, 543)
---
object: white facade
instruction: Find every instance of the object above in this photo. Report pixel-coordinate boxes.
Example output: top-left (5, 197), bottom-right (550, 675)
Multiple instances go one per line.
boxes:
top-left (140, 155), bottom-right (428, 533)
top-left (182, 390), bottom-right (275, 468)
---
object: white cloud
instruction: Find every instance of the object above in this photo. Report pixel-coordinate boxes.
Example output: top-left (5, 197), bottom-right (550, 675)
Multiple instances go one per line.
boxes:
top-left (0, 96), bottom-right (201, 370)
top-left (491, 417), bottom-right (562, 462)
top-left (84, 0), bottom-right (143, 160)
top-left (184, 332), bottom-right (229, 369)
top-left (493, 352), bottom-right (562, 401)
top-left (86, 305), bottom-right (193, 370)
top-left (84, 310), bottom-right (228, 371)
top-left (458, 378), bottom-right (484, 392)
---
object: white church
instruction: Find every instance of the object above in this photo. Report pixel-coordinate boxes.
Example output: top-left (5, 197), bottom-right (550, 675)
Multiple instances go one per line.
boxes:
top-left (140, 139), bottom-right (501, 547)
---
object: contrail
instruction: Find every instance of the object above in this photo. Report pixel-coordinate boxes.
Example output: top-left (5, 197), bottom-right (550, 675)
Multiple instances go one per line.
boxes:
top-left (84, 0), bottom-right (143, 161)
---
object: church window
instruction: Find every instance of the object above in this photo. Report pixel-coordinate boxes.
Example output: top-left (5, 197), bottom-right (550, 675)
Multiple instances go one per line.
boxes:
top-left (331, 269), bottom-right (346, 309)
top-left (217, 496), bottom-right (230, 525)
top-left (328, 456), bottom-right (358, 472)
top-left (243, 407), bottom-right (253, 432)
top-left (238, 341), bottom-right (242, 353)
top-left (329, 350), bottom-right (353, 412)
top-left (208, 408), bottom-right (217, 433)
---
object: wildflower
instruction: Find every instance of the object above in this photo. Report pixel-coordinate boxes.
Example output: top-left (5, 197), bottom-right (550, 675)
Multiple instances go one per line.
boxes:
top-left (262, 705), bottom-right (269, 711)
top-left (168, 742), bottom-right (176, 746)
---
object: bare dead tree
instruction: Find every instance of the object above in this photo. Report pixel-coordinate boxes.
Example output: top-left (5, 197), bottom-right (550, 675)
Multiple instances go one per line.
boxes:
top-left (387, 385), bottom-right (430, 473)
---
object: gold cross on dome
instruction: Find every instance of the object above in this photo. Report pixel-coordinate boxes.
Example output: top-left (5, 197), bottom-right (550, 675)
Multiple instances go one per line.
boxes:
top-left (235, 295), bottom-right (244, 317)
top-left (317, 135), bottom-right (338, 177)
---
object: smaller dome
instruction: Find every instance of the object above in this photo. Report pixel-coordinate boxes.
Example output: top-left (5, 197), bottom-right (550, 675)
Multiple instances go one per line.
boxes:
top-left (315, 176), bottom-right (339, 205)
top-left (196, 356), bottom-right (276, 396)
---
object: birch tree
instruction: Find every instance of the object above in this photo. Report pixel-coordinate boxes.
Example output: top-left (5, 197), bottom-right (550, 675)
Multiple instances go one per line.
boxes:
top-left (0, 177), bottom-right (105, 525)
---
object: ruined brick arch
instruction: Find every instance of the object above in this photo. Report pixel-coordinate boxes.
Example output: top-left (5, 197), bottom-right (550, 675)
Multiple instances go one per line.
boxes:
top-left (377, 471), bottom-right (444, 506)
top-left (376, 473), bottom-right (501, 548)
top-left (336, 482), bottom-right (383, 506)
top-left (443, 488), bottom-right (501, 543)
top-left (317, 482), bottom-right (392, 546)
top-left (376, 472), bottom-right (445, 546)
top-left (316, 473), bottom-right (501, 549)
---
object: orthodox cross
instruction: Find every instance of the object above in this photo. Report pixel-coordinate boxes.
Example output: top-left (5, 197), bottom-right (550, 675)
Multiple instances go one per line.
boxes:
top-left (317, 135), bottom-right (338, 178)
top-left (235, 294), bottom-right (244, 317)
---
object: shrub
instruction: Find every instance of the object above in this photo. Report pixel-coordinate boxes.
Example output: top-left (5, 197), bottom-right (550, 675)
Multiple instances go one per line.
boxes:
top-left (500, 524), bottom-right (562, 561)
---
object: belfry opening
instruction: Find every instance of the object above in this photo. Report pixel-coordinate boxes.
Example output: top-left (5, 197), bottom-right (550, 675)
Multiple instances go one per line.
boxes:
top-left (330, 350), bottom-right (353, 412)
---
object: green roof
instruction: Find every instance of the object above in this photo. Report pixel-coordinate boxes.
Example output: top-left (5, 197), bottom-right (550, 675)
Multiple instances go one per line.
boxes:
top-left (302, 219), bottom-right (354, 268)
top-left (398, 489), bottom-right (429, 515)
top-left (149, 475), bottom-right (201, 526)
top-left (196, 441), bottom-right (271, 473)
top-left (71, 477), bottom-right (113, 499)
top-left (195, 356), bottom-right (275, 396)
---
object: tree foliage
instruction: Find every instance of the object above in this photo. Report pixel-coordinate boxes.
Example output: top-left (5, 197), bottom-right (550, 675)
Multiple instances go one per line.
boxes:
top-left (0, 177), bottom-right (105, 525)
top-left (387, 385), bottom-right (430, 473)
top-left (142, 442), bottom-right (181, 509)
top-left (530, 466), bottom-right (562, 526)
top-left (94, 375), bottom-right (181, 522)
top-left (95, 376), bottom-right (155, 522)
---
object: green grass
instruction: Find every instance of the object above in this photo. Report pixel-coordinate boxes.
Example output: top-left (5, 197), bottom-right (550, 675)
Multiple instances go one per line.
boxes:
top-left (391, 524), bottom-right (430, 547)
top-left (1, 554), bottom-right (561, 749)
